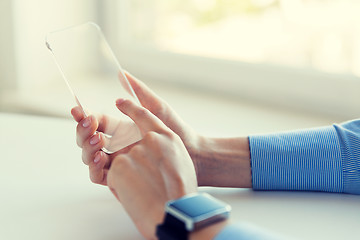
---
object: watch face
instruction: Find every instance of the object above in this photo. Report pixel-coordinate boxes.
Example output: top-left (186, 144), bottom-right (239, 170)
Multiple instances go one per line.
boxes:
top-left (165, 193), bottom-right (231, 231)
top-left (169, 193), bottom-right (228, 218)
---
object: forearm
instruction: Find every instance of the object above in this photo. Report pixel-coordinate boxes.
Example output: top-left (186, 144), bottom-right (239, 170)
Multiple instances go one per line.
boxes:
top-left (192, 136), bottom-right (252, 188)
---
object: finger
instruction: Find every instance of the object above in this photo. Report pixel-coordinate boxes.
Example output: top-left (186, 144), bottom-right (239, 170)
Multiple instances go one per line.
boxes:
top-left (71, 106), bottom-right (86, 122)
top-left (76, 115), bottom-right (98, 148)
top-left (89, 151), bottom-right (109, 185)
top-left (116, 99), bottom-right (167, 133)
top-left (76, 112), bottom-right (120, 137)
top-left (93, 113), bottom-right (109, 134)
top-left (95, 150), bottom-right (112, 169)
top-left (75, 112), bottom-right (121, 145)
top-left (81, 132), bottom-right (105, 165)
top-left (124, 71), bottom-right (165, 111)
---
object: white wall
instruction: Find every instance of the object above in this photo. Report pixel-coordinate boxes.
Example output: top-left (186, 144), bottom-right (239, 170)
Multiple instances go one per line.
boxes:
top-left (0, 0), bottom-right (17, 92)
top-left (12, 0), bottom-right (97, 90)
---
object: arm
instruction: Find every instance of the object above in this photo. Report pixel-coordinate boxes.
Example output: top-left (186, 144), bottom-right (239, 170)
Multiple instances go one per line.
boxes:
top-left (71, 72), bottom-right (359, 239)
top-left (71, 71), bottom-right (360, 193)
top-left (194, 120), bottom-right (360, 194)
top-left (188, 122), bottom-right (360, 240)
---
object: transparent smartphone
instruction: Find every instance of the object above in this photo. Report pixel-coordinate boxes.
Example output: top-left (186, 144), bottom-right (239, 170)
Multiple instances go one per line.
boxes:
top-left (45, 22), bottom-right (142, 153)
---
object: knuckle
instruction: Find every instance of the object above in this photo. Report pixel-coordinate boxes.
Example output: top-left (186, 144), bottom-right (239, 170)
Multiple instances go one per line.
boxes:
top-left (143, 131), bottom-right (158, 140)
top-left (81, 152), bottom-right (88, 165)
top-left (151, 101), bottom-right (167, 117)
top-left (110, 155), bottom-right (130, 172)
top-left (129, 145), bottom-right (143, 156)
top-left (77, 120), bottom-right (84, 131)
top-left (89, 170), bottom-right (101, 184)
top-left (76, 139), bottom-right (82, 148)
top-left (162, 129), bottom-right (178, 140)
top-left (76, 125), bottom-right (83, 144)
top-left (90, 176), bottom-right (101, 184)
top-left (134, 107), bottom-right (149, 119)
top-left (90, 175), bottom-right (99, 184)
top-left (81, 148), bottom-right (90, 165)
top-left (81, 146), bottom-right (92, 164)
top-left (143, 131), bottom-right (161, 145)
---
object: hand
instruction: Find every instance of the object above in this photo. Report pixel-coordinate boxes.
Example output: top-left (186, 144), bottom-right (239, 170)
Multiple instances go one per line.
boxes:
top-left (70, 108), bottom-right (124, 186)
top-left (71, 71), bottom-right (202, 186)
top-left (122, 72), bottom-right (201, 171)
top-left (107, 99), bottom-right (198, 239)
top-left (71, 71), bottom-right (252, 189)
top-left (122, 72), bottom-right (251, 188)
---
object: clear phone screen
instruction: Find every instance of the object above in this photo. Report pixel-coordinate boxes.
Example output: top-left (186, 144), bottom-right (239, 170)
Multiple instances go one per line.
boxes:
top-left (46, 22), bottom-right (142, 153)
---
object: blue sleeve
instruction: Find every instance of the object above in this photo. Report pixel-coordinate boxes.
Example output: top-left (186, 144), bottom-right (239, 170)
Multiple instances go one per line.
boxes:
top-left (214, 222), bottom-right (284, 240)
top-left (249, 119), bottom-right (360, 194)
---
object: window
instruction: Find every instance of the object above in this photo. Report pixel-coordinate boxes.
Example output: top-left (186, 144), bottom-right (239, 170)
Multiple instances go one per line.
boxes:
top-left (0, 0), bottom-right (98, 116)
top-left (2, 1), bottom-right (360, 119)
top-left (126, 0), bottom-right (360, 76)
top-left (102, 0), bottom-right (360, 118)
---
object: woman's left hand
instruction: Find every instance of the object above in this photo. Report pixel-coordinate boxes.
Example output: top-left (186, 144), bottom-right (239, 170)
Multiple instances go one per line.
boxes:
top-left (107, 99), bottom-right (198, 239)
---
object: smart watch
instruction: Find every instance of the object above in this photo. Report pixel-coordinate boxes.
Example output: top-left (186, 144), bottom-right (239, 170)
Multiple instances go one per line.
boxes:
top-left (156, 192), bottom-right (231, 240)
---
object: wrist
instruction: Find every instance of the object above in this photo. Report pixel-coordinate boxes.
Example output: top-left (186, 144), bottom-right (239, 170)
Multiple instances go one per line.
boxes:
top-left (189, 220), bottom-right (230, 240)
top-left (156, 193), bottom-right (231, 240)
top-left (192, 136), bottom-right (252, 188)
top-left (187, 135), bottom-right (206, 184)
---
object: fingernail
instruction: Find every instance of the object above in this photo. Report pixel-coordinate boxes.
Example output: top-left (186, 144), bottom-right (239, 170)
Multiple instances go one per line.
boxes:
top-left (82, 117), bottom-right (91, 128)
top-left (116, 98), bottom-right (126, 106)
top-left (94, 153), bottom-right (101, 163)
top-left (90, 134), bottom-right (101, 145)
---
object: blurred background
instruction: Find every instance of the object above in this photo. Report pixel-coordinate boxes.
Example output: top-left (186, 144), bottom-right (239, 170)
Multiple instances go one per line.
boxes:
top-left (2, 2), bottom-right (360, 239)
top-left (1, 0), bottom-right (360, 136)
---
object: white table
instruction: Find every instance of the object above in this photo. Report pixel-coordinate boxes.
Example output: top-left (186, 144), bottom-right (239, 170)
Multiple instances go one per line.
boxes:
top-left (1, 113), bottom-right (359, 240)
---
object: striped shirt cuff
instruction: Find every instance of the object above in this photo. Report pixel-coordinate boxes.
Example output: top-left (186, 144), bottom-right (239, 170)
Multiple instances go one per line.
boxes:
top-left (333, 121), bottom-right (360, 194)
top-left (249, 126), bottom-right (343, 192)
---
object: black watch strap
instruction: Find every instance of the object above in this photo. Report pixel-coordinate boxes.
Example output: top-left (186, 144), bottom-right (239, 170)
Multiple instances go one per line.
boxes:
top-left (156, 213), bottom-right (188, 240)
